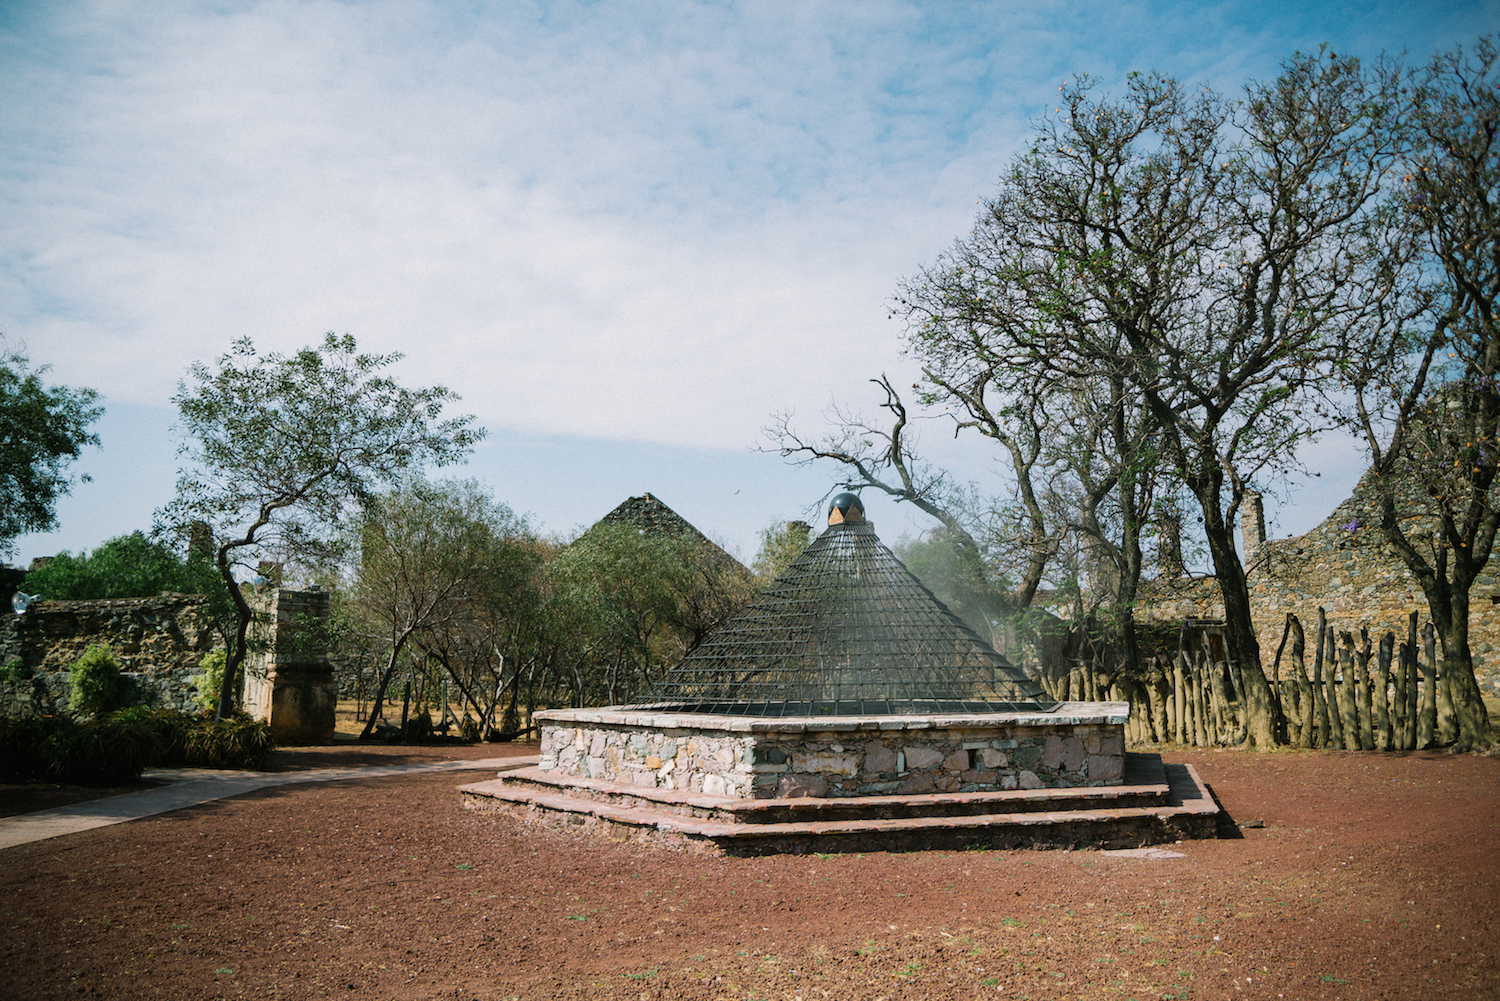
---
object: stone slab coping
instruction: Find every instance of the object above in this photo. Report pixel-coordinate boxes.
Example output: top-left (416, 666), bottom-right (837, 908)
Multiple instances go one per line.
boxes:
top-left (461, 761), bottom-right (1216, 842)
top-left (534, 701), bottom-right (1129, 733)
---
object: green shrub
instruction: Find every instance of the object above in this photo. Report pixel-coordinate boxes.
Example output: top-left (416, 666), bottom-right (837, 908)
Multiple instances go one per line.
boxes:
top-left (43, 715), bottom-right (160, 784)
top-left (190, 648), bottom-right (227, 713)
top-left (24, 531), bottom-right (224, 601)
top-left (68, 645), bottom-right (124, 717)
top-left (0, 707), bottom-right (275, 784)
top-left (178, 713), bottom-right (274, 769)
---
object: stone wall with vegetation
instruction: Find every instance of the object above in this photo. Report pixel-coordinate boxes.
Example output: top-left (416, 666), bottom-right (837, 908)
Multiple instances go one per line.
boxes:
top-left (0, 594), bottom-right (219, 716)
top-left (1135, 474), bottom-right (1500, 689)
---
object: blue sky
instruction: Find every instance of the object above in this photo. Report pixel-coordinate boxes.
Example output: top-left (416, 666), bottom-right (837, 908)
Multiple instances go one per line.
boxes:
top-left (2, 1), bottom-right (1493, 567)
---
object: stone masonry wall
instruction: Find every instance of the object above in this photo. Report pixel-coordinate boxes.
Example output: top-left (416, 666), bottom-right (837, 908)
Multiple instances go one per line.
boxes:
top-left (539, 719), bottom-right (1126, 799)
top-left (0, 594), bottom-right (218, 716)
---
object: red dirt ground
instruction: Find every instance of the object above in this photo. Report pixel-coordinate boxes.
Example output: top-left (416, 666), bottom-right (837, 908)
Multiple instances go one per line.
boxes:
top-left (1, 741), bottom-right (1496, 1001)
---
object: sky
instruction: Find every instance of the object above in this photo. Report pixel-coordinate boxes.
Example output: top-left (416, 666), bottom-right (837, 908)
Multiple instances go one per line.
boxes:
top-left (1, 0), bottom-right (1493, 570)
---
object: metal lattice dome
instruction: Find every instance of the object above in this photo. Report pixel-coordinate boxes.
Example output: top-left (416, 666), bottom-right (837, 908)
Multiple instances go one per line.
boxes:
top-left (637, 518), bottom-right (1059, 717)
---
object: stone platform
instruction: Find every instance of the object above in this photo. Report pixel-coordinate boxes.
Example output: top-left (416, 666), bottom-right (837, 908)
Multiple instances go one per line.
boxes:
top-left (460, 751), bottom-right (1220, 855)
top-left (461, 702), bottom-right (1220, 854)
top-left (535, 702), bottom-right (1133, 799)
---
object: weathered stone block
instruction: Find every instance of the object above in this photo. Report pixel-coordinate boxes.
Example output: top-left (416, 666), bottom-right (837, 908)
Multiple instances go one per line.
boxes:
top-left (979, 747), bottom-right (1009, 768)
top-left (862, 744), bottom-right (897, 773)
top-left (777, 774), bottom-right (829, 798)
top-left (1087, 753), bottom-right (1124, 781)
top-left (904, 747), bottom-right (944, 770)
top-left (793, 751), bottom-right (860, 776)
top-left (1018, 770), bottom-right (1044, 790)
top-left (753, 745), bottom-right (788, 765)
top-left (1042, 735), bottom-right (1085, 771)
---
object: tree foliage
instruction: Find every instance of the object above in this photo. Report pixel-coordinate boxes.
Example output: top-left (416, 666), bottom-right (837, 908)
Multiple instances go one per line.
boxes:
top-left (547, 521), bottom-right (752, 706)
top-left (159, 333), bottom-right (483, 719)
top-left (751, 519), bottom-right (815, 585)
top-left (25, 531), bottom-right (223, 601)
top-left (352, 477), bottom-right (535, 739)
top-left (0, 341), bottom-right (102, 556)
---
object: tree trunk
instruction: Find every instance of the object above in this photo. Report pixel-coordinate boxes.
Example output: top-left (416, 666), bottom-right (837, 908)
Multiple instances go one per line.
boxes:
top-left (1288, 615), bottom-right (1312, 748)
top-left (1194, 487), bottom-right (1275, 748)
top-left (1431, 622), bottom-right (1457, 745)
top-left (1311, 609), bottom-right (1330, 748)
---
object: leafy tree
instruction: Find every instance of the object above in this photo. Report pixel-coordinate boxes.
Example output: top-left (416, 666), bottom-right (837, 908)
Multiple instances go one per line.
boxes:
top-left (546, 521), bottom-right (752, 706)
top-left (752, 519), bottom-right (815, 585)
top-left (1349, 38), bottom-right (1498, 749)
top-left (352, 477), bottom-right (533, 739)
top-left (0, 341), bottom-right (102, 556)
top-left (159, 333), bottom-right (483, 719)
top-left (25, 531), bottom-right (222, 601)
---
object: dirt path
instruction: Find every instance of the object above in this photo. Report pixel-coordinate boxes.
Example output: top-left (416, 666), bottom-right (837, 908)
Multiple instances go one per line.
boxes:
top-left (1, 743), bottom-right (1496, 1000)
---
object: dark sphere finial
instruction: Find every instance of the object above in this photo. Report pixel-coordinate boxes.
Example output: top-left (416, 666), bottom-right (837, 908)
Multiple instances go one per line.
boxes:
top-left (827, 492), bottom-right (865, 526)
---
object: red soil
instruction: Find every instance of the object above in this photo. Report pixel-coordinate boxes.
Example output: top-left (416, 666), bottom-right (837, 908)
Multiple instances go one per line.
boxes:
top-left (1, 741), bottom-right (1496, 1000)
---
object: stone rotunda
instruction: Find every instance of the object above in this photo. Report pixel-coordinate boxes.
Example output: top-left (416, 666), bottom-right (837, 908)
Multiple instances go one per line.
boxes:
top-left (463, 494), bottom-right (1219, 854)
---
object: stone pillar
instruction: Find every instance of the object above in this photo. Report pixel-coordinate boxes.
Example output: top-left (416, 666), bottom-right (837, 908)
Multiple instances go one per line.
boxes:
top-left (243, 587), bottom-right (336, 745)
top-left (1158, 512), bottom-right (1183, 579)
top-left (1240, 492), bottom-right (1266, 561)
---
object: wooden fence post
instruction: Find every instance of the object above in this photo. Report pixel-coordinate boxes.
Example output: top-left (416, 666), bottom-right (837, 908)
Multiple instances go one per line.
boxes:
top-left (1375, 631), bottom-right (1394, 752)
top-left (1313, 608), bottom-right (1331, 748)
top-left (1356, 628), bottom-right (1375, 751)
top-left (1289, 614), bottom-right (1311, 748)
top-left (1337, 633), bottom-right (1360, 750)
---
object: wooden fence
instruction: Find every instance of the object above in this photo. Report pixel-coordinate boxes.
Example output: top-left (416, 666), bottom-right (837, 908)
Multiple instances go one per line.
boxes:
top-left (1086, 609), bottom-right (1456, 750)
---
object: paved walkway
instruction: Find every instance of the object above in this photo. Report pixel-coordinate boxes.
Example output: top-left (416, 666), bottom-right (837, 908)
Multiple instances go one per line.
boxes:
top-left (0, 757), bottom-right (531, 851)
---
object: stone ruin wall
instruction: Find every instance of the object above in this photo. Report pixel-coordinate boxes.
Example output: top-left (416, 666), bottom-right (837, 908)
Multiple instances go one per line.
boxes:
top-left (0, 594), bottom-right (218, 716)
top-left (1135, 472), bottom-right (1500, 687)
top-left (0, 587), bottom-right (338, 725)
top-left (540, 720), bottom-right (1126, 799)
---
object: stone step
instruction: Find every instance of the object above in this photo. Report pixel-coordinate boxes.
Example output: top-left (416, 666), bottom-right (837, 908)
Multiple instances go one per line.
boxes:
top-left (459, 755), bottom-right (1219, 856)
top-left (480, 752), bottom-right (1175, 825)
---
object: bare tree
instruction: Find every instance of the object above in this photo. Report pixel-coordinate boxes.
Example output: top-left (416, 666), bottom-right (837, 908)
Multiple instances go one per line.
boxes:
top-left (1350, 38), bottom-right (1498, 749)
top-left (891, 52), bottom-right (1404, 747)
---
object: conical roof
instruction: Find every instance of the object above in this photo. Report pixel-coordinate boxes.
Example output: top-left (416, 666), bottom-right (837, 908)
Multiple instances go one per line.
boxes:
top-left (638, 518), bottom-right (1059, 717)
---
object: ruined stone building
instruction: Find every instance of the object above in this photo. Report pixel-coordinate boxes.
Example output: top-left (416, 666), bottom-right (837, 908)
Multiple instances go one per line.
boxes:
top-left (1138, 470), bottom-right (1500, 686)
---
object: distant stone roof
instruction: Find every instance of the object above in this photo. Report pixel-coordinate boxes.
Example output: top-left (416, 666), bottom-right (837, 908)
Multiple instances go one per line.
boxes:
top-left (591, 493), bottom-right (750, 579)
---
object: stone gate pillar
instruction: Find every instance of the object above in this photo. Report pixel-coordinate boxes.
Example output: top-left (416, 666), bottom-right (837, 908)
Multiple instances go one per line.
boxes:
top-left (243, 587), bottom-right (336, 744)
